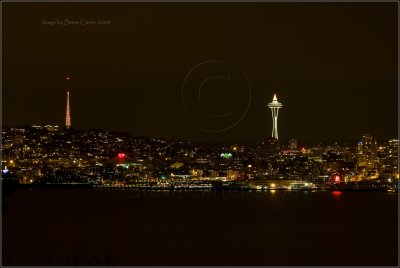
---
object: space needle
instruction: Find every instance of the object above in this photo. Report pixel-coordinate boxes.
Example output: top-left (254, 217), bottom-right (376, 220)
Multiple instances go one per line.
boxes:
top-left (267, 94), bottom-right (283, 140)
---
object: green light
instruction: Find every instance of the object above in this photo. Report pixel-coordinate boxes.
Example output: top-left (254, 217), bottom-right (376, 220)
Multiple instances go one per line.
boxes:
top-left (220, 153), bottom-right (232, 159)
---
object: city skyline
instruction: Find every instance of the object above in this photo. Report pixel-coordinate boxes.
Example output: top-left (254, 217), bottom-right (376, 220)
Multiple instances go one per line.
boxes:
top-left (3, 74), bottom-right (397, 144)
top-left (3, 87), bottom-right (397, 144)
top-left (2, 2), bottom-right (398, 267)
top-left (3, 84), bottom-right (395, 144)
top-left (3, 2), bottom-right (397, 142)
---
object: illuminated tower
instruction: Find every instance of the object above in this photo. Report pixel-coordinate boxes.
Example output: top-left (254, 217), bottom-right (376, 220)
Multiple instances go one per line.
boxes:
top-left (267, 94), bottom-right (283, 139)
top-left (65, 77), bottom-right (71, 129)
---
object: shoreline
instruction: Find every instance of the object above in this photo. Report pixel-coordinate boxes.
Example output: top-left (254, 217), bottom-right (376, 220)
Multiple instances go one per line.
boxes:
top-left (3, 183), bottom-right (397, 193)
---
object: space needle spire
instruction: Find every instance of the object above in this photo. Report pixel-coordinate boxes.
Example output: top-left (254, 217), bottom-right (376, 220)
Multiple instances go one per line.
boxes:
top-left (65, 76), bottom-right (71, 129)
top-left (267, 93), bottom-right (283, 139)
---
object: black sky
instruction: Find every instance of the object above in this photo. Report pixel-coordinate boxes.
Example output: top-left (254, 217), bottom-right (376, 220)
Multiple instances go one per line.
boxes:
top-left (3, 3), bottom-right (398, 142)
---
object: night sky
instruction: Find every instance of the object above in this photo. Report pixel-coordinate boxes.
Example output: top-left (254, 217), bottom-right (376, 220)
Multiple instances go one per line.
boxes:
top-left (3, 3), bottom-right (398, 142)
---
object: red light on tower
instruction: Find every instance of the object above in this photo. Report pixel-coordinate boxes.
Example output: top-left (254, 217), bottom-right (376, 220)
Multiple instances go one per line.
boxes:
top-left (66, 76), bottom-right (70, 81)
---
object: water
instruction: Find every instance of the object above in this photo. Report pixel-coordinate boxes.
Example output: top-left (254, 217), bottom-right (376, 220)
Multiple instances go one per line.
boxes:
top-left (2, 189), bottom-right (398, 265)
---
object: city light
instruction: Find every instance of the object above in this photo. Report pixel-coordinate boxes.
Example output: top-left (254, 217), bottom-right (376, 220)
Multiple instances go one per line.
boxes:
top-left (2, 4), bottom-right (398, 267)
top-left (332, 191), bottom-right (342, 197)
top-left (220, 153), bottom-right (232, 159)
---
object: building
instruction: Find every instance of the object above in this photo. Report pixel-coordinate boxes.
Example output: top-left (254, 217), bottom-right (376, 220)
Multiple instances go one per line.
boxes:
top-left (289, 138), bottom-right (297, 152)
top-left (226, 169), bottom-right (240, 179)
top-left (386, 139), bottom-right (399, 178)
top-left (263, 137), bottom-right (280, 158)
top-left (105, 153), bottom-right (137, 168)
top-left (387, 139), bottom-right (398, 157)
top-left (357, 134), bottom-right (377, 169)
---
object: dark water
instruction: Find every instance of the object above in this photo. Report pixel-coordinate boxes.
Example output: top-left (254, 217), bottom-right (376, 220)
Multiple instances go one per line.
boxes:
top-left (2, 189), bottom-right (398, 266)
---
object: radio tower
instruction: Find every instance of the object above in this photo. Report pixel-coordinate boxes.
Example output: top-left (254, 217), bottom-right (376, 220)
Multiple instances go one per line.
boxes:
top-left (65, 76), bottom-right (71, 129)
top-left (267, 93), bottom-right (283, 139)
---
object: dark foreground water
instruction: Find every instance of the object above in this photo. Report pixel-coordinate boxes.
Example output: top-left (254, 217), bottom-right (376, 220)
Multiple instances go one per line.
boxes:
top-left (2, 189), bottom-right (398, 266)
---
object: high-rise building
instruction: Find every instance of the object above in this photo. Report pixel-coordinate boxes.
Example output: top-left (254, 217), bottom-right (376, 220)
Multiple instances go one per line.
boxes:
top-left (267, 94), bottom-right (283, 139)
top-left (263, 137), bottom-right (280, 158)
top-left (357, 134), bottom-right (377, 169)
top-left (387, 139), bottom-right (399, 157)
top-left (289, 138), bottom-right (297, 152)
top-left (386, 139), bottom-right (399, 178)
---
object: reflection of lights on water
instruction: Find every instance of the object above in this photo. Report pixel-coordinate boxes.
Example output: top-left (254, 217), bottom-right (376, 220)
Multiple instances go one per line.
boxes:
top-left (332, 191), bottom-right (342, 197)
top-left (270, 190), bottom-right (276, 194)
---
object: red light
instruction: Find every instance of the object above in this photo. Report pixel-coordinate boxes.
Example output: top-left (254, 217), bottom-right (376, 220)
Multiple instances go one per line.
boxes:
top-left (66, 76), bottom-right (70, 81)
top-left (301, 147), bottom-right (305, 152)
top-left (334, 175), bottom-right (340, 182)
top-left (332, 191), bottom-right (342, 197)
top-left (118, 153), bottom-right (126, 158)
